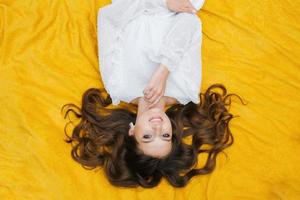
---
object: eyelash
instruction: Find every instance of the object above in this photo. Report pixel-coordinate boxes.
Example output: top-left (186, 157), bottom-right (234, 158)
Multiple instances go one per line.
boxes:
top-left (143, 135), bottom-right (152, 139)
top-left (163, 133), bottom-right (170, 137)
top-left (143, 133), bottom-right (170, 139)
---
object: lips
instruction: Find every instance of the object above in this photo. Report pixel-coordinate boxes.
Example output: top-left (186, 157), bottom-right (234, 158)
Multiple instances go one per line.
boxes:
top-left (149, 116), bottom-right (163, 122)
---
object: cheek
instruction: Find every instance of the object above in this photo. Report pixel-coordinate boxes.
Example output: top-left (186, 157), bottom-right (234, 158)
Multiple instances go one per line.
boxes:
top-left (134, 120), bottom-right (148, 136)
top-left (165, 118), bottom-right (172, 129)
top-left (137, 113), bottom-right (151, 125)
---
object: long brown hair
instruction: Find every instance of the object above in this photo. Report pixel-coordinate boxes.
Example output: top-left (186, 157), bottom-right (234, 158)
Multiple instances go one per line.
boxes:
top-left (61, 83), bottom-right (246, 188)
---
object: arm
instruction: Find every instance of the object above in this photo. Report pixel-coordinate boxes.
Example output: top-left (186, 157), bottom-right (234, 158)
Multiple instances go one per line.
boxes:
top-left (100, 0), bottom-right (144, 28)
top-left (153, 0), bottom-right (205, 73)
top-left (104, 0), bottom-right (167, 28)
top-left (143, 63), bottom-right (170, 107)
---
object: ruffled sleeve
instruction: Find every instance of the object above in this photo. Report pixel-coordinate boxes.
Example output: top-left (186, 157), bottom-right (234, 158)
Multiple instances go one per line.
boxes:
top-left (100, 0), bottom-right (144, 29)
top-left (154, 0), bottom-right (205, 73)
top-left (97, 1), bottom-right (145, 105)
top-left (97, 0), bottom-right (169, 72)
top-left (156, 12), bottom-right (202, 72)
top-left (99, 0), bottom-right (169, 31)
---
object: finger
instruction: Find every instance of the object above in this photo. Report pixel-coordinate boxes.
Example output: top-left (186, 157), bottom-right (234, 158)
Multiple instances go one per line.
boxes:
top-left (149, 94), bottom-right (163, 108)
top-left (181, 4), bottom-right (196, 13)
top-left (148, 98), bottom-right (159, 108)
top-left (149, 91), bottom-right (161, 104)
top-left (143, 88), bottom-right (151, 99)
top-left (143, 96), bottom-right (150, 103)
top-left (179, 7), bottom-right (193, 13)
top-left (148, 91), bottom-right (160, 103)
top-left (183, 0), bottom-right (195, 8)
top-left (146, 88), bottom-right (156, 100)
top-left (143, 88), bottom-right (150, 96)
top-left (183, 7), bottom-right (195, 13)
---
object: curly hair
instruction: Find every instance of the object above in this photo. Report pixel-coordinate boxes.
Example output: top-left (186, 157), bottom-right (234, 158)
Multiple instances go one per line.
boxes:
top-left (61, 83), bottom-right (246, 188)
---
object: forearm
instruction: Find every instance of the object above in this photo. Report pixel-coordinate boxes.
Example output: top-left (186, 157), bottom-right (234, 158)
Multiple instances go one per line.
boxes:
top-left (155, 63), bottom-right (170, 78)
top-left (143, 63), bottom-right (170, 106)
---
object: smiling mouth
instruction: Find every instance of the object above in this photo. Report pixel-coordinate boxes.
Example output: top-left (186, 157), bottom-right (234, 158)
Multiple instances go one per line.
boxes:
top-left (149, 116), bottom-right (163, 122)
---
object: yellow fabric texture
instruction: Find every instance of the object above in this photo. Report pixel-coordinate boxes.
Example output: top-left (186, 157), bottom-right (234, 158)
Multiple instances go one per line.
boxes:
top-left (1, 0), bottom-right (300, 199)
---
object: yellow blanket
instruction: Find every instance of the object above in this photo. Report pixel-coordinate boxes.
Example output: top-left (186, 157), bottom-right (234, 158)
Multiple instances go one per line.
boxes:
top-left (1, 0), bottom-right (299, 199)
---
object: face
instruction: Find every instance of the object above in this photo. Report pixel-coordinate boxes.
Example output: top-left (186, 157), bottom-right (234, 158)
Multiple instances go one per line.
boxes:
top-left (129, 108), bottom-right (172, 158)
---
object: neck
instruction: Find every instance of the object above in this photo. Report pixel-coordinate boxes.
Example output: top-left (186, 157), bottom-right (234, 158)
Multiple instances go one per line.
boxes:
top-left (137, 97), bottom-right (166, 117)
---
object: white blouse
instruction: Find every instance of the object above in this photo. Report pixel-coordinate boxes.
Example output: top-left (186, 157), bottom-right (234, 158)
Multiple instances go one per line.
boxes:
top-left (97, 0), bottom-right (205, 105)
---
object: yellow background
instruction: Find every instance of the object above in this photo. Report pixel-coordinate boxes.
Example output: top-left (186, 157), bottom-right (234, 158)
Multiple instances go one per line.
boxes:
top-left (1, 0), bottom-right (300, 199)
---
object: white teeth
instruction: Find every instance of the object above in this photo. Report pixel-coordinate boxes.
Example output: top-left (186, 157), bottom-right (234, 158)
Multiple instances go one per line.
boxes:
top-left (150, 117), bottom-right (162, 122)
top-left (151, 119), bottom-right (161, 121)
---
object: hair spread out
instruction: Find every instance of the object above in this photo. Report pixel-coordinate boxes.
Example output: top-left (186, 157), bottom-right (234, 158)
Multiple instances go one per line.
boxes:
top-left (61, 83), bottom-right (246, 188)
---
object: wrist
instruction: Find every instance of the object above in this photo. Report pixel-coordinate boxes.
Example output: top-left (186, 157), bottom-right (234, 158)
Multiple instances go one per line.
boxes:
top-left (158, 63), bottom-right (170, 77)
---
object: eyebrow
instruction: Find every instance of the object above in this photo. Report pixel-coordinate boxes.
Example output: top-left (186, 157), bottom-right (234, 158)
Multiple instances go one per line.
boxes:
top-left (141, 138), bottom-right (171, 143)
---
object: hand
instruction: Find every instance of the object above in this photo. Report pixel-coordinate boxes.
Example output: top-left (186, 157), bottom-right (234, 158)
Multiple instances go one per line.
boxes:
top-left (165, 0), bottom-right (197, 14)
top-left (143, 64), bottom-right (170, 108)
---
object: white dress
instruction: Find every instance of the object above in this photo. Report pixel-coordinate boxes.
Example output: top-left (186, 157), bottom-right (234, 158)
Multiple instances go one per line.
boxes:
top-left (97, 0), bottom-right (205, 105)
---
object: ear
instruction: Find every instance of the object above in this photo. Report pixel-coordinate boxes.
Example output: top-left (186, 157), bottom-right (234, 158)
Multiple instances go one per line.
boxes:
top-left (128, 123), bottom-right (135, 136)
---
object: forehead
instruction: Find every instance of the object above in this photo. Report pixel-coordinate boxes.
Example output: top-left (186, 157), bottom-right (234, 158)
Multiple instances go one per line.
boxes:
top-left (138, 139), bottom-right (172, 157)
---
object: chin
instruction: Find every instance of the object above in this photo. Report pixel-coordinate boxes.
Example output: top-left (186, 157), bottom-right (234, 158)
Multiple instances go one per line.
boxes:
top-left (149, 107), bottom-right (163, 112)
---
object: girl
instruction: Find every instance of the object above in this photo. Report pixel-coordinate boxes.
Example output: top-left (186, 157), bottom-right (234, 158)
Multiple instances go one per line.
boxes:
top-left (62, 0), bottom-right (244, 188)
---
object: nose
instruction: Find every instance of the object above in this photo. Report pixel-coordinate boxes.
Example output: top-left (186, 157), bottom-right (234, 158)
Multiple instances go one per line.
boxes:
top-left (151, 121), bottom-right (162, 133)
